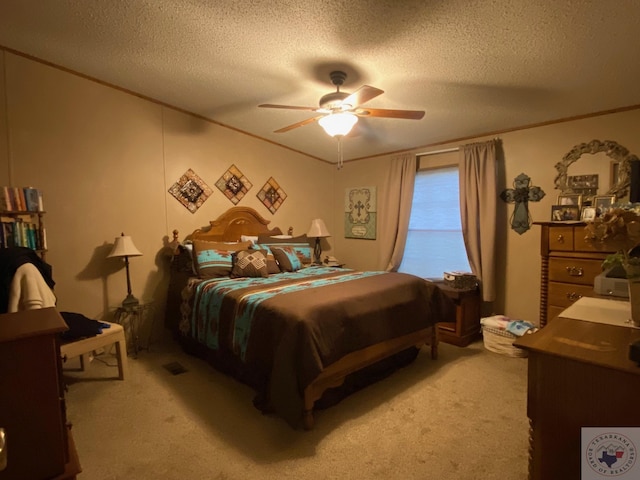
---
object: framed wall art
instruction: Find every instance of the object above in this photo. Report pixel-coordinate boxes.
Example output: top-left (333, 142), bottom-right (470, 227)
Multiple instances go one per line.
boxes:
top-left (168, 168), bottom-right (213, 213)
top-left (215, 164), bottom-right (253, 204)
top-left (257, 177), bottom-right (287, 214)
top-left (567, 174), bottom-right (599, 197)
top-left (344, 186), bottom-right (377, 239)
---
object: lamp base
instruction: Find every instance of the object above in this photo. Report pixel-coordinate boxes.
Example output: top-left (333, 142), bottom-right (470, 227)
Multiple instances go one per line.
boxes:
top-left (313, 238), bottom-right (322, 265)
top-left (122, 294), bottom-right (139, 308)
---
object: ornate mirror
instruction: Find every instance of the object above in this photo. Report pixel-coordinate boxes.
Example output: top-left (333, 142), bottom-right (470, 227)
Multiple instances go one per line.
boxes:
top-left (554, 139), bottom-right (638, 202)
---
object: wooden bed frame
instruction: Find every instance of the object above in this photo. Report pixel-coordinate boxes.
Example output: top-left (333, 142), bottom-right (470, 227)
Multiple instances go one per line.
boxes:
top-left (173, 206), bottom-right (438, 429)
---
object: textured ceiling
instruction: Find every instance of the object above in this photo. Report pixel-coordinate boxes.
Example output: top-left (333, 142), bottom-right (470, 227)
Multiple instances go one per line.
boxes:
top-left (1, 0), bottom-right (640, 163)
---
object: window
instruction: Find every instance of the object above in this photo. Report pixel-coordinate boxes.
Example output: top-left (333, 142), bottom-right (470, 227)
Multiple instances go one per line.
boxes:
top-left (398, 165), bottom-right (471, 279)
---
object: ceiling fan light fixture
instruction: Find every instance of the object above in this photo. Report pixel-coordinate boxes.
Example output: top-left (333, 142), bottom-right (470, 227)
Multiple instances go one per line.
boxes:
top-left (318, 112), bottom-right (358, 137)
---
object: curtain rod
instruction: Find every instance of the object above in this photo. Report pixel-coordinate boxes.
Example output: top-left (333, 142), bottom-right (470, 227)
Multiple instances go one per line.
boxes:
top-left (415, 137), bottom-right (500, 157)
top-left (415, 146), bottom-right (459, 157)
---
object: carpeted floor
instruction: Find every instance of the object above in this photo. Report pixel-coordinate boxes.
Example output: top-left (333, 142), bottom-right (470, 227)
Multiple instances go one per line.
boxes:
top-left (63, 337), bottom-right (529, 480)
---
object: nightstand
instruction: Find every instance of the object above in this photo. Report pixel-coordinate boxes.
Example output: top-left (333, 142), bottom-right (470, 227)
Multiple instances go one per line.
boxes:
top-left (431, 281), bottom-right (481, 346)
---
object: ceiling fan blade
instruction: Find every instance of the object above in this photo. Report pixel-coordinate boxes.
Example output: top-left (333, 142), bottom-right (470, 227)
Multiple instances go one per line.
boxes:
top-left (341, 85), bottom-right (384, 108)
top-left (259, 104), bottom-right (318, 112)
top-left (356, 108), bottom-right (425, 120)
top-left (274, 116), bottom-right (323, 133)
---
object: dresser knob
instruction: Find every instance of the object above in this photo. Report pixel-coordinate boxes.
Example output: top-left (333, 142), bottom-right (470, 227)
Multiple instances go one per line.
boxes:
top-left (566, 292), bottom-right (582, 300)
top-left (565, 266), bottom-right (584, 276)
top-left (557, 234), bottom-right (564, 243)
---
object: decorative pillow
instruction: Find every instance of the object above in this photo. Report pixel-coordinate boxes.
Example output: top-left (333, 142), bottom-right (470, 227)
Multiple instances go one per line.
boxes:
top-left (271, 246), bottom-right (303, 272)
top-left (192, 240), bottom-right (252, 278)
top-left (230, 249), bottom-right (269, 278)
top-left (256, 234), bottom-right (312, 265)
top-left (251, 244), bottom-right (281, 274)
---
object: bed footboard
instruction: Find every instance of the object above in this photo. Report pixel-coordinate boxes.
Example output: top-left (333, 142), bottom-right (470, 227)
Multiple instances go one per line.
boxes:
top-left (302, 326), bottom-right (438, 430)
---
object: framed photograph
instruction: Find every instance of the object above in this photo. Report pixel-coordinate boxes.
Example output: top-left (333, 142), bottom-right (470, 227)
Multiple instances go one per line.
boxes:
top-left (557, 194), bottom-right (583, 206)
top-left (568, 174), bottom-right (599, 189)
top-left (551, 205), bottom-right (580, 222)
top-left (580, 206), bottom-right (596, 221)
top-left (594, 195), bottom-right (616, 215)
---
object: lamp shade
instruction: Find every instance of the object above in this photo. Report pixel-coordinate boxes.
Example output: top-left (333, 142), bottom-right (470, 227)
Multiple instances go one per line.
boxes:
top-left (318, 113), bottom-right (358, 137)
top-left (107, 234), bottom-right (142, 258)
top-left (307, 219), bottom-right (331, 238)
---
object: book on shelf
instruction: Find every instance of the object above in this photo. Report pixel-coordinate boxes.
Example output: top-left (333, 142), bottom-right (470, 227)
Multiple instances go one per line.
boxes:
top-left (17, 188), bottom-right (27, 211)
top-left (0, 186), bottom-right (44, 212)
top-left (0, 214), bottom-right (42, 251)
top-left (24, 188), bottom-right (40, 212)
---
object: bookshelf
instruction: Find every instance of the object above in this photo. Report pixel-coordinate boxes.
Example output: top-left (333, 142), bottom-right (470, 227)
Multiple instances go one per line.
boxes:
top-left (0, 186), bottom-right (47, 260)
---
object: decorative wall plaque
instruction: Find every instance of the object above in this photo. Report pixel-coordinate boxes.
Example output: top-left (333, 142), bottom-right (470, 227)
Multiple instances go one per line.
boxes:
top-left (345, 186), bottom-right (377, 239)
top-left (168, 168), bottom-right (212, 213)
top-left (257, 177), bottom-right (287, 213)
top-left (215, 164), bottom-right (253, 204)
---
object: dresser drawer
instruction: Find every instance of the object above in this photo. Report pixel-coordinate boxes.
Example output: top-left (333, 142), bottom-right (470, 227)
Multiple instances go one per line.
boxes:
top-left (574, 229), bottom-right (615, 253)
top-left (548, 281), bottom-right (596, 307)
top-left (548, 257), bottom-right (603, 285)
top-left (548, 227), bottom-right (574, 251)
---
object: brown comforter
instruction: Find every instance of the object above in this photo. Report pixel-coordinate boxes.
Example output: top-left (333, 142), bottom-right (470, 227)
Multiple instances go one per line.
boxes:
top-left (179, 267), bottom-right (451, 427)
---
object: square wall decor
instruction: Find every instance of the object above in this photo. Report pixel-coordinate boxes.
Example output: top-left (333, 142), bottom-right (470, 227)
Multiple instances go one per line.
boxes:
top-left (215, 164), bottom-right (253, 204)
top-left (345, 186), bottom-right (376, 239)
top-left (168, 168), bottom-right (213, 213)
top-left (257, 177), bottom-right (287, 214)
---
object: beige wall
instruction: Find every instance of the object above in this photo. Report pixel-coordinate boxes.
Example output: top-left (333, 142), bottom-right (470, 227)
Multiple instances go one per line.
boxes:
top-left (0, 52), bottom-right (333, 330)
top-left (0, 52), bottom-right (9, 185)
top-left (2, 49), bottom-right (640, 331)
top-left (333, 109), bottom-right (640, 325)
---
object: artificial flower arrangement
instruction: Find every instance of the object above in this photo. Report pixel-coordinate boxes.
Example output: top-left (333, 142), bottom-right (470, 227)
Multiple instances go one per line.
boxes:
top-left (583, 203), bottom-right (640, 278)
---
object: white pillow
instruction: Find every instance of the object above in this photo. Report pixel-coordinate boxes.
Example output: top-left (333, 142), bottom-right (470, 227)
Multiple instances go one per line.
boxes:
top-left (271, 235), bottom-right (293, 239)
top-left (240, 235), bottom-right (259, 245)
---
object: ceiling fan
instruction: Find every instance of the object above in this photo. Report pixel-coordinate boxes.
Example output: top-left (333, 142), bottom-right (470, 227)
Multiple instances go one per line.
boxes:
top-left (259, 71), bottom-right (425, 136)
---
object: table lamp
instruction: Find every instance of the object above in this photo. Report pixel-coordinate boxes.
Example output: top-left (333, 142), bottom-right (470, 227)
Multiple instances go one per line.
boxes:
top-left (307, 218), bottom-right (331, 264)
top-left (108, 233), bottom-right (143, 307)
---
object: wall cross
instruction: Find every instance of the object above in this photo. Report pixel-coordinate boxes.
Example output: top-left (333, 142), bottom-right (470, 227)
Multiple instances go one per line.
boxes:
top-left (500, 173), bottom-right (546, 234)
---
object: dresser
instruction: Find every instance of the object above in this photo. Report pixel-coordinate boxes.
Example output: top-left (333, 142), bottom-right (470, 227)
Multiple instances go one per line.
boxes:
top-left (535, 222), bottom-right (614, 327)
top-left (0, 307), bottom-right (81, 479)
top-left (514, 315), bottom-right (640, 480)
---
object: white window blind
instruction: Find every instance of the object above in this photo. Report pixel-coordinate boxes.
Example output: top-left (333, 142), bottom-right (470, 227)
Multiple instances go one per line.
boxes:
top-left (398, 166), bottom-right (471, 279)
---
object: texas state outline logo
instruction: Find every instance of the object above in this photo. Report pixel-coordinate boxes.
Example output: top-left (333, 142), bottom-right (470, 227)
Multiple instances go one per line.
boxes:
top-left (583, 430), bottom-right (637, 478)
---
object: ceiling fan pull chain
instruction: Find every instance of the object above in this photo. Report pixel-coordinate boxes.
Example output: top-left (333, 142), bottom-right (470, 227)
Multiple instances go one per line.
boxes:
top-left (337, 136), bottom-right (344, 170)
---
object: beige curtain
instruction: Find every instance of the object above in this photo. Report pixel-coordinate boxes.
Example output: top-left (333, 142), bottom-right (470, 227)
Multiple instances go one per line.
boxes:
top-left (459, 140), bottom-right (497, 301)
top-left (378, 153), bottom-right (416, 271)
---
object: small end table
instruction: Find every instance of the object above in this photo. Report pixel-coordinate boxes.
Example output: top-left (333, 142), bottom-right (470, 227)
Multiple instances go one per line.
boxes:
top-left (431, 281), bottom-right (481, 346)
top-left (113, 302), bottom-right (154, 357)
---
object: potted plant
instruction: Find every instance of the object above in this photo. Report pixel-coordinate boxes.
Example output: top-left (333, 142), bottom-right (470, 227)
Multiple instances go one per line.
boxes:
top-left (584, 203), bottom-right (640, 325)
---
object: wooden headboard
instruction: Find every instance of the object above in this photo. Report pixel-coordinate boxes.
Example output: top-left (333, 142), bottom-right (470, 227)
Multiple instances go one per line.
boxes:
top-left (176, 206), bottom-right (289, 244)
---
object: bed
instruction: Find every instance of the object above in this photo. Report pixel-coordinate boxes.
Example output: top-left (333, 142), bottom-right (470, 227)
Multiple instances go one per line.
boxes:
top-left (165, 207), bottom-right (453, 429)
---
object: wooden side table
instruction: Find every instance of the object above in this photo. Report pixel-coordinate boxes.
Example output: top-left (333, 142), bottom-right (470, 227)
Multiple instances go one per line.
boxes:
top-left (431, 281), bottom-right (481, 346)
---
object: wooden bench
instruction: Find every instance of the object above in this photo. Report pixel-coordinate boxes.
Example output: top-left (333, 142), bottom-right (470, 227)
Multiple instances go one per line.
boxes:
top-left (59, 321), bottom-right (128, 380)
